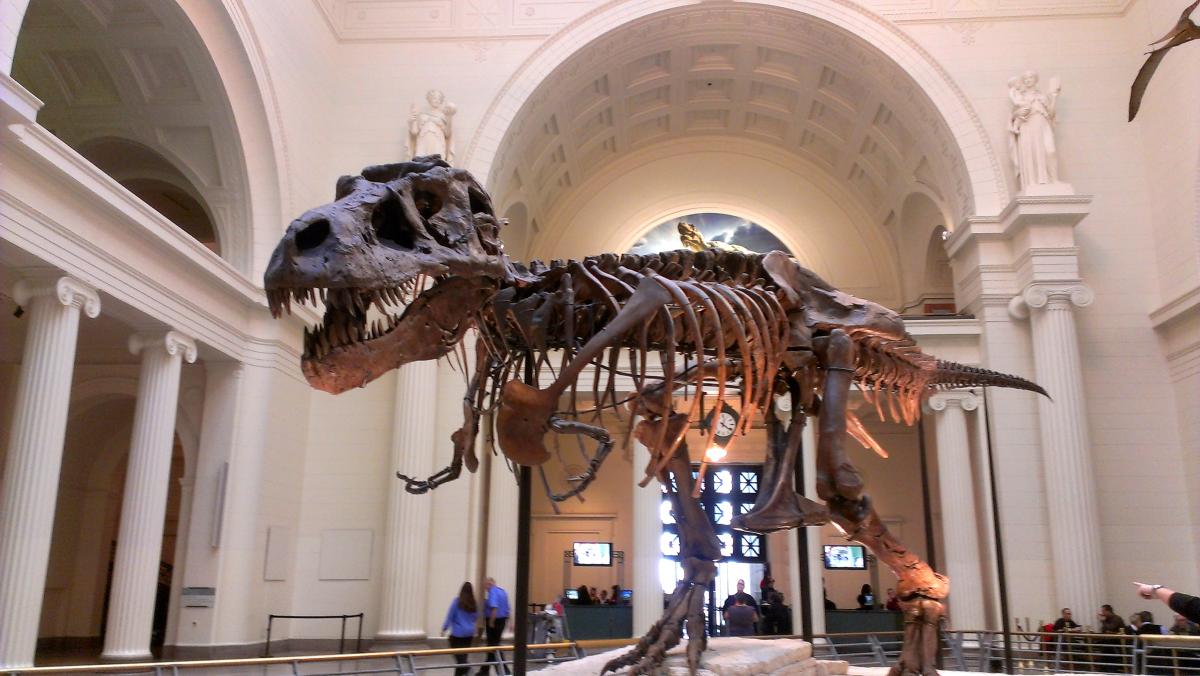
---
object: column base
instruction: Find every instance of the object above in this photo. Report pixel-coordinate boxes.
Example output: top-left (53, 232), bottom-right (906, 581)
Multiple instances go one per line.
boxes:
top-left (99, 650), bottom-right (154, 663)
top-left (374, 630), bottom-right (427, 643)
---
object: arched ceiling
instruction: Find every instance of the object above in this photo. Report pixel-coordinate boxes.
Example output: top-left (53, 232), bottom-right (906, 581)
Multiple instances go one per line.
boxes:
top-left (488, 4), bottom-right (968, 247)
top-left (11, 0), bottom-right (251, 270)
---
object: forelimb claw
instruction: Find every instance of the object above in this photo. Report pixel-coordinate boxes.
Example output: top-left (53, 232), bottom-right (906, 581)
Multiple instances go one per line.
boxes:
top-left (397, 460), bottom-right (461, 494)
top-left (545, 416), bottom-right (613, 502)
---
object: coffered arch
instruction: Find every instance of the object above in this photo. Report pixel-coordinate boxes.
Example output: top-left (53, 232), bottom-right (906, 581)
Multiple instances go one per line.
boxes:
top-left (469, 1), bottom-right (1005, 228)
top-left (9, 0), bottom-right (279, 275)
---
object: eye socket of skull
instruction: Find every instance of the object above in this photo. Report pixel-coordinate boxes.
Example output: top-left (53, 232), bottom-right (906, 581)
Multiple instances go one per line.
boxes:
top-left (413, 189), bottom-right (443, 220)
top-left (468, 185), bottom-right (492, 217)
top-left (372, 191), bottom-right (413, 249)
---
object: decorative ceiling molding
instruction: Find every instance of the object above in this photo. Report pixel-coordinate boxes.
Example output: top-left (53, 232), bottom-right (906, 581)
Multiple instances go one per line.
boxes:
top-left (310, 0), bottom-right (1134, 41)
top-left (486, 5), bottom-right (971, 244)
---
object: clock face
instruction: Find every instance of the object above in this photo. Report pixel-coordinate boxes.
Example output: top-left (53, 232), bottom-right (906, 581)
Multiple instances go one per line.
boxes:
top-left (715, 411), bottom-right (737, 438)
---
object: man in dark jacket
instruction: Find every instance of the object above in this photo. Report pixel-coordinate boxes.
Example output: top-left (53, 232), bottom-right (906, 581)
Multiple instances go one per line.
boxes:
top-left (1135, 582), bottom-right (1200, 624)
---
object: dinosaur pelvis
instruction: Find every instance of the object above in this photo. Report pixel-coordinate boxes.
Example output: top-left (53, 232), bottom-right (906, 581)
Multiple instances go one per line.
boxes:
top-left (496, 380), bottom-right (555, 466)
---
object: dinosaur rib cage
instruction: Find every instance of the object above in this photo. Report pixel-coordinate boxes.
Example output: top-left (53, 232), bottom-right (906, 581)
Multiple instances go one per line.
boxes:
top-left (465, 248), bottom-right (1046, 445)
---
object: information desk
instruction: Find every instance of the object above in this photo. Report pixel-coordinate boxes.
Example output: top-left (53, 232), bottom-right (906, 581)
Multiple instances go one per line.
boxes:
top-left (563, 605), bottom-right (633, 640)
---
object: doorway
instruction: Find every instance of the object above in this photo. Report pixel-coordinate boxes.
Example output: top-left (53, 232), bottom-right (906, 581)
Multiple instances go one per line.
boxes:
top-left (657, 464), bottom-right (767, 636)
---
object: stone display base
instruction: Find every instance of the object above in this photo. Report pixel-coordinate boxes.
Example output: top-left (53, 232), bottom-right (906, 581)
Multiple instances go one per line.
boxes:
top-left (540, 637), bottom-right (848, 676)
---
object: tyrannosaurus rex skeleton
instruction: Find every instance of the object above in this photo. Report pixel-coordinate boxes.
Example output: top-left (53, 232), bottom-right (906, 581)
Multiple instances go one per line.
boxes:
top-left (264, 157), bottom-right (1046, 676)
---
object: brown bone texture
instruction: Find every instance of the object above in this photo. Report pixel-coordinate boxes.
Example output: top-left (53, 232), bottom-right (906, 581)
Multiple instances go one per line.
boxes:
top-left (265, 160), bottom-right (1049, 675)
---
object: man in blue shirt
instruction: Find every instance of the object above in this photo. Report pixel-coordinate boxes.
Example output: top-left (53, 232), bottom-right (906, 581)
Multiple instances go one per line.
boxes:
top-left (478, 577), bottom-right (510, 675)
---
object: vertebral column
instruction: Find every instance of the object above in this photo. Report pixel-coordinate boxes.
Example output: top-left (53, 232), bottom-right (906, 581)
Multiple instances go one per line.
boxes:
top-left (928, 391), bottom-right (985, 630)
top-left (0, 276), bottom-right (100, 669)
top-left (102, 332), bottom-right (197, 660)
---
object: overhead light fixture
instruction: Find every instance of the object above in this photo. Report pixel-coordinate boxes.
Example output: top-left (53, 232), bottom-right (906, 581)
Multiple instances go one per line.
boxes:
top-left (704, 445), bottom-right (727, 462)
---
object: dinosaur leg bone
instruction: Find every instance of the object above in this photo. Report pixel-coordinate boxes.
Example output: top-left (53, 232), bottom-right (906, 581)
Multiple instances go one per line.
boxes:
top-left (815, 329), bottom-right (948, 676)
top-left (603, 414), bottom-right (721, 676)
top-left (731, 408), bottom-right (829, 533)
top-left (496, 275), bottom-right (673, 466)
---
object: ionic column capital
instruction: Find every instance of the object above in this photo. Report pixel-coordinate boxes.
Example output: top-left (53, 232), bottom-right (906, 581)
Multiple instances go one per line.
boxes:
top-left (1007, 283), bottom-right (1093, 319)
top-left (129, 331), bottom-right (198, 363)
top-left (926, 390), bottom-right (979, 413)
top-left (12, 276), bottom-right (101, 318)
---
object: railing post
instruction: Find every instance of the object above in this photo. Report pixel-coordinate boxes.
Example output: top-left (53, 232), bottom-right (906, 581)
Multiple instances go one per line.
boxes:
top-left (357, 613), bottom-right (364, 652)
top-left (340, 615), bottom-right (347, 653)
top-left (265, 615), bottom-right (274, 657)
top-left (868, 634), bottom-right (888, 666)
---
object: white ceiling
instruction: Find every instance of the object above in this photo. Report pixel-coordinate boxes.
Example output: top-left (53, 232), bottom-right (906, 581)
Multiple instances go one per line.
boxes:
top-left (488, 5), bottom-right (968, 251)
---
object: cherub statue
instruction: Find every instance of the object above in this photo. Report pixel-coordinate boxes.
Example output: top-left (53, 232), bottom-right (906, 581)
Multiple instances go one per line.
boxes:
top-left (1007, 71), bottom-right (1062, 192)
top-left (409, 89), bottom-right (457, 162)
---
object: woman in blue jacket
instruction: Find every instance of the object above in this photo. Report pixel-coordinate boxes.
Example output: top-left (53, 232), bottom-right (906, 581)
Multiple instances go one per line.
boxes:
top-left (443, 581), bottom-right (478, 676)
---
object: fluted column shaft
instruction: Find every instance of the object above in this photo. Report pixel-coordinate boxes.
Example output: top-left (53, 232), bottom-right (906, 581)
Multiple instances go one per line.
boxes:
top-left (0, 277), bottom-right (99, 669)
top-left (1012, 284), bottom-right (1103, 618)
top-left (631, 417), bottom-right (662, 634)
top-left (929, 392), bottom-right (985, 630)
top-left (102, 332), bottom-right (197, 661)
top-left (377, 360), bottom-right (438, 641)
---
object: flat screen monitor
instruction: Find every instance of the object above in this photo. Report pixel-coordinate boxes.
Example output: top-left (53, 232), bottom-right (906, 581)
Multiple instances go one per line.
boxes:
top-left (823, 544), bottom-right (866, 570)
top-left (620, 589), bottom-right (633, 601)
top-left (565, 588), bottom-right (579, 601)
top-left (572, 541), bottom-right (612, 566)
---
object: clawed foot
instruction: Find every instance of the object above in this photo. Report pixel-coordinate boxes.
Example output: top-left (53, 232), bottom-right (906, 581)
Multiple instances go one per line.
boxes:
top-left (602, 560), bottom-right (713, 675)
top-left (732, 492), bottom-right (830, 533)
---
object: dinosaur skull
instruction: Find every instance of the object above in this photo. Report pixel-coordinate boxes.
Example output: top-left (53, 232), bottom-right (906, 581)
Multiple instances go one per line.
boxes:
top-left (264, 156), bottom-right (507, 393)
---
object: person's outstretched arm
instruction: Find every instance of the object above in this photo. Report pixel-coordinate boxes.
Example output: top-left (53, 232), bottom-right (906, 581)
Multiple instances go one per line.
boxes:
top-left (1134, 582), bottom-right (1200, 624)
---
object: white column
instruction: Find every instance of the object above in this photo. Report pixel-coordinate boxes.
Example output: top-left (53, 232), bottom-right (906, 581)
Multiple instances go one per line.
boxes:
top-left (377, 360), bottom-right (438, 641)
top-left (928, 391), bottom-right (986, 630)
top-left (788, 423), bottom-right (825, 637)
top-left (102, 331), bottom-right (197, 661)
top-left (0, 276), bottom-right (99, 669)
top-left (631, 418), bottom-right (662, 635)
top-left (1010, 283), bottom-right (1103, 618)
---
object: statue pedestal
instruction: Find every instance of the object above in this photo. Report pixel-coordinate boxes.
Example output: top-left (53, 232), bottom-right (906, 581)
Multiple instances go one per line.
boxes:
top-left (1018, 181), bottom-right (1075, 197)
top-left (539, 637), bottom-right (838, 676)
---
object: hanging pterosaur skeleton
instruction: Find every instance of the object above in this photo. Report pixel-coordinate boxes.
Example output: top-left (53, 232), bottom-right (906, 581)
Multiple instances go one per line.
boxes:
top-left (1129, 0), bottom-right (1199, 120)
top-left (264, 157), bottom-right (1046, 676)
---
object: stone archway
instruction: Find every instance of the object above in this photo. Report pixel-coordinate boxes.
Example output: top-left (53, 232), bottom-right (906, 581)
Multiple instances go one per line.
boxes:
top-left (7, 0), bottom-right (285, 276)
top-left (465, 0), bottom-right (1005, 221)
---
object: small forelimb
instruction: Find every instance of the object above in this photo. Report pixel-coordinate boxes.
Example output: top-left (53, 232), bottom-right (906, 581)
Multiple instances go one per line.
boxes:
top-left (546, 416), bottom-right (613, 502)
top-left (397, 459), bottom-right (462, 494)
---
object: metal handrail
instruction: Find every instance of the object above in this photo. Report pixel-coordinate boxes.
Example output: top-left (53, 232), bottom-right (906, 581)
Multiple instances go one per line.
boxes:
top-left (3, 642), bottom-right (578, 675)
top-left (8, 631), bottom-right (1199, 675)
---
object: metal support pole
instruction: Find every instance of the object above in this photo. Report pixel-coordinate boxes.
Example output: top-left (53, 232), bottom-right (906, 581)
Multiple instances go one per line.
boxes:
top-left (916, 417), bottom-right (937, 571)
top-left (514, 465), bottom-right (532, 673)
top-left (513, 354), bottom-right (535, 674)
top-left (982, 390), bottom-right (1014, 674)
top-left (265, 615), bottom-right (274, 657)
